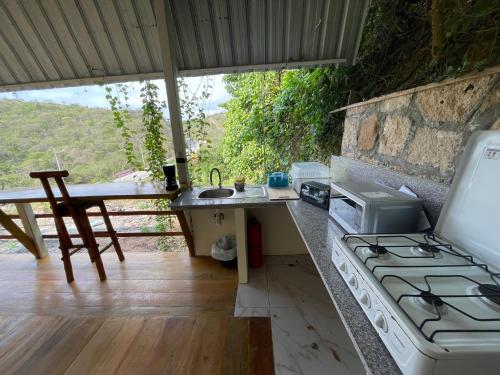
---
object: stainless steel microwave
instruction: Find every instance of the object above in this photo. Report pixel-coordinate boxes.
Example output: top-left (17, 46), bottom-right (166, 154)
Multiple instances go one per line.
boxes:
top-left (329, 181), bottom-right (423, 234)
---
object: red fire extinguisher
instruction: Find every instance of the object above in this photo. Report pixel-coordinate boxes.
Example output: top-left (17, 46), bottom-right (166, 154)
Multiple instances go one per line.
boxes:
top-left (247, 217), bottom-right (263, 268)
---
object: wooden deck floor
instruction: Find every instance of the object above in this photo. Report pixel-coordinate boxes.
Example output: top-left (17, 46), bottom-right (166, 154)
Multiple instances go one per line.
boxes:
top-left (0, 253), bottom-right (274, 374)
top-left (0, 252), bottom-right (238, 317)
top-left (0, 315), bottom-right (274, 375)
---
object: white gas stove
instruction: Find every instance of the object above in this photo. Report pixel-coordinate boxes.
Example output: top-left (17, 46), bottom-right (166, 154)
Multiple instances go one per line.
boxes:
top-left (331, 131), bottom-right (500, 374)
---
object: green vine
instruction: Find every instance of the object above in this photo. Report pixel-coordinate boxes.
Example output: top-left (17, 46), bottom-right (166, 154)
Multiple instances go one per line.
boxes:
top-left (139, 81), bottom-right (172, 250)
top-left (140, 81), bottom-right (167, 180)
top-left (178, 77), bottom-right (214, 185)
top-left (106, 81), bottom-right (173, 250)
top-left (104, 84), bottom-right (138, 167)
top-left (105, 81), bottom-right (168, 178)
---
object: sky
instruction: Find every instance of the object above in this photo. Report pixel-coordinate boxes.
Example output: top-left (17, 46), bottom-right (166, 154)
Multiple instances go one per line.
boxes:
top-left (0, 74), bottom-right (231, 117)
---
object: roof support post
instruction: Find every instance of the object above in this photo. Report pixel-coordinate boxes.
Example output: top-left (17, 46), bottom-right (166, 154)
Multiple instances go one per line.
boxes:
top-left (154, 0), bottom-right (189, 187)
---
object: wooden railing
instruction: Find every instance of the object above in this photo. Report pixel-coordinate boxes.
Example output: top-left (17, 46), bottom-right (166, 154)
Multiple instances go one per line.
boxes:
top-left (0, 210), bottom-right (184, 240)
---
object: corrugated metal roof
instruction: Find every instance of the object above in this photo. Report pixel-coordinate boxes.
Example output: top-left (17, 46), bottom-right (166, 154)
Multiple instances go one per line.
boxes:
top-left (0, 0), bottom-right (369, 91)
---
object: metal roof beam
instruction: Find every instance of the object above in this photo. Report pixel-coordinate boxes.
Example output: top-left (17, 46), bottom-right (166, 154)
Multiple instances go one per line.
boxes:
top-left (177, 57), bottom-right (347, 77)
top-left (0, 71), bottom-right (164, 92)
top-left (0, 56), bottom-right (347, 92)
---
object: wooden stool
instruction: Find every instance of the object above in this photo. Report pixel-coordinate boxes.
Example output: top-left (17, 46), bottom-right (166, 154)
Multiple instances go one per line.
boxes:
top-left (30, 171), bottom-right (124, 282)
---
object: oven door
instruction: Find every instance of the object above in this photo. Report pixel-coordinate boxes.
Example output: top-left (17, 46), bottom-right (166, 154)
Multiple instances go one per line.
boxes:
top-left (329, 188), bottom-right (364, 233)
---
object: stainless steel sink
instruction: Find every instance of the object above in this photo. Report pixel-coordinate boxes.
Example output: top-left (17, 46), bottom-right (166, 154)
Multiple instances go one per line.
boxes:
top-left (194, 186), bottom-right (267, 199)
top-left (196, 188), bottom-right (235, 199)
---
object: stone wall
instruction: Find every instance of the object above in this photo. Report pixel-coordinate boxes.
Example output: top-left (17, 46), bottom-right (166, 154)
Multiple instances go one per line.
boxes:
top-left (339, 68), bottom-right (500, 183)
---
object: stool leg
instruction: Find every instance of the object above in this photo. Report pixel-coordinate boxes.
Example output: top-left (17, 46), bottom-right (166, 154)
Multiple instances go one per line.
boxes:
top-left (72, 209), bottom-right (95, 264)
top-left (99, 202), bottom-right (124, 261)
top-left (56, 219), bottom-right (75, 283)
top-left (60, 246), bottom-right (74, 283)
top-left (79, 210), bottom-right (107, 281)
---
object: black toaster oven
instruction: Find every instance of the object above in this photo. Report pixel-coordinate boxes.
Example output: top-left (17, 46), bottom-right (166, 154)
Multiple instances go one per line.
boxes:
top-left (299, 181), bottom-right (330, 209)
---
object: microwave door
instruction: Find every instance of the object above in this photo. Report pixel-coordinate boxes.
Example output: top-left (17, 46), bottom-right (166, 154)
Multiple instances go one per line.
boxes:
top-left (330, 196), bottom-right (362, 233)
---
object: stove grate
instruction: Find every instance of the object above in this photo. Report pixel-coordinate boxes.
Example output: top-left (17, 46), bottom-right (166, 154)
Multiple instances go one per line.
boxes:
top-left (344, 234), bottom-right (497, 277)
top-left (342, 234), bottom-right (500, 342)
top-left (380, 274), bottom-right (500, 341)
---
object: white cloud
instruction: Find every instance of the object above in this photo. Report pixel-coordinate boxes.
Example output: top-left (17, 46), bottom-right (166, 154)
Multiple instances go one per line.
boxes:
top-left (0, 74), bottom-right (232, 116)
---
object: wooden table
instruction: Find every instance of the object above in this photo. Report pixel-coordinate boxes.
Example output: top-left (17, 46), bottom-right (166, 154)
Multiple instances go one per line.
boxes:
top-left (0, 182), bottom-right (192, 258)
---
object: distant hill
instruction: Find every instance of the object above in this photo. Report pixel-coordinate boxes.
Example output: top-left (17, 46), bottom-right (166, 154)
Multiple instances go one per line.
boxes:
top-left (0, 99), bottom-right (225, 189)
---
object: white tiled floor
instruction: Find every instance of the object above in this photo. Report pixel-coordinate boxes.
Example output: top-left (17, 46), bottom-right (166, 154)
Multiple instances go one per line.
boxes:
top-left (235, 255), bottom-right (365, 375)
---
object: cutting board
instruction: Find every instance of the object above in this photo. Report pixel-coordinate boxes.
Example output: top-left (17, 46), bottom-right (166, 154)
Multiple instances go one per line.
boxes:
top-left (267, 187), bottom-right (300, 200)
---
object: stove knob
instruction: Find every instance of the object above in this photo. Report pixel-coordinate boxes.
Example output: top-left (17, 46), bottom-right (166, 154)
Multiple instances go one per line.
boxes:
top-left (339, 261), bottom-right (347, 273)
top-left (374, 311), bottom-right (388, 333)
top-left (348, 274), bottom-right (358, 289)
top-left (360, 291), bottom-right (371, 308)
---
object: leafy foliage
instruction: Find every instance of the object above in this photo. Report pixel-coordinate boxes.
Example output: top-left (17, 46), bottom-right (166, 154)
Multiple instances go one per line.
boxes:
top-left (140, 81), bottom-right (167, 180)
top-left (105, 81), bottom-right (168, 180)
top-left (137, 81), bottom-right (172, 249)
top-left (348, 0), bottom-right (499, 102)
top-left (221, 72), bottom-right (280, 183)
top-left (220, 69), bottom-right (350, 183)
top-left (105, 84), bottom-right (138, 167)
top-left (178, 77), bottom-right (214, 186)
top-left (219, 0), bottom-right (499, 183)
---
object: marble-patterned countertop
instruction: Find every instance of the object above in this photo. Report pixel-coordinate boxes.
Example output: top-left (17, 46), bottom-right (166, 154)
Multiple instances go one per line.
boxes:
top-left (286, 200), bottom-right (402, 375)
top-left (170, 185), bottom-right (286, 210)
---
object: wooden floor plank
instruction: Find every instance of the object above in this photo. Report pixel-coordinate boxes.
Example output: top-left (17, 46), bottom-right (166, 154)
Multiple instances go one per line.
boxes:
top-left (0, 291), bottom-right (236, 309)
top-left (220, 318), bottom-right (251, 375)
top-left (114, 318), bottom-right (169, 375)
top-left (0, 315), bottom-right (32, 340)
top-left (249, 318), bottom-right (275, 375)
top-left (0, 316), bottom-right (63, 374)
top-left (0, 253), bottom-right (237, 317)
top-left (83, 317), bottom-right (145, 375)
top-left (0, 316), bottom-right (274, 375)
top-left (4, 317), bottom-right (104, 375)
top-left (0, 306), bottom-right (236, 318)
top-left (0, 269), bottom-right (236, 281)
top-left (170, 317), bottom-right (228, 375)
top-left (64, 317), bottom-right (127, 375)
top-left (0, 253), bottom-right (274, 374)
top-left (0, 279), bottom-right (236, 294)
top-left (144, 317), bottom-right (198, 375)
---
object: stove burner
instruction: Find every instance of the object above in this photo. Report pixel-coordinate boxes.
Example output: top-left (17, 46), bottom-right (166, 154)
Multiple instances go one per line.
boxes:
top-left (478, 284), bottom-right (500, 306)
top-left (418, 243), bottom-right (440, 254)
top-left (368, 245), bottom-right (388, 255)
top-left (419, 291), bottom-right (444, 307)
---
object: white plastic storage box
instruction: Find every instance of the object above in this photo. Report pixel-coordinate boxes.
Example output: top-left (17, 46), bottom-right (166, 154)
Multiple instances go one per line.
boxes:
top-left (290, 162), bottom-right (330, 193)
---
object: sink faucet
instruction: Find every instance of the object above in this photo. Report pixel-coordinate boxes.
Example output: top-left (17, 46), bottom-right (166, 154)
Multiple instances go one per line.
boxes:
top-left (210, 168), bottom-right (222, 188)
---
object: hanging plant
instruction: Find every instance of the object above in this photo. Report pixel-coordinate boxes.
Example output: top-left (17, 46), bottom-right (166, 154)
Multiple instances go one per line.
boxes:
top-left (178, 77), bottom-right (214, 185)
top-left (140, 81), bottom-right (167, 180)
top-left (106, 81), bottom-right (173, 250)
top-left (138, 81), bottom-right (172, 250)
top-left (104, 84), bottom-right (139, 167)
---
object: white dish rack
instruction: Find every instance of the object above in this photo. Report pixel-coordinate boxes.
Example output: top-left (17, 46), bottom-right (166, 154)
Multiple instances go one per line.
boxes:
top-left (290, 162), bottom-right (330, 193)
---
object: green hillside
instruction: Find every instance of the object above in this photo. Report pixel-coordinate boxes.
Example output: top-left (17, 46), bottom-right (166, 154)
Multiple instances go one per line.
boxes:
top-left (205, 112), bottom-right (225, 145)
top-left (0, 99), bottom-right (225, 190)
